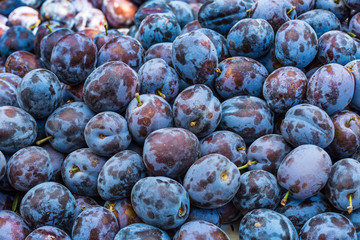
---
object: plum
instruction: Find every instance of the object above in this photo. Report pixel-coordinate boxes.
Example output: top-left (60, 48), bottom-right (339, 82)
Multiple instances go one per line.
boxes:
top-left (220, 95), bottom-right (274, 144)
top-left (0, 106), bottom-right (37, 154)
top-left (143, 127), bottom-right (200, 178)
top-left (84, 111), bottom-right (131, 156)
top-left (277, 144), bottom-right (332, 200)
top-left (131, 176), bottom-right (190, 230)
top-left (126, 94), bottom-right (173, 144)
top-left (280, 104), bottom-right (335, 148)
top-left (263, 66), bottom-right (307, 113)
top-left (183, 153), bottom-right (241, 209)
top-left (83, 61), bottom-right (140, 113)
top-left (200, 130), bottom-right (247, 167)
top-left (173, 84), bottom-right (222, 138)
top-left (306, 63), bottom-right (355, 115)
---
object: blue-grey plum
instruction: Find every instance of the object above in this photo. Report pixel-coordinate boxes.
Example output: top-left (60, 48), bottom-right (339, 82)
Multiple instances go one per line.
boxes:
top-left (247, 134), bottom-right (292, 174)
top-left (220, 95), bottom-right (274, 144)
top-left (174, 220), bottom-right (229, 240)
top-left (7, 146), bottom-right (53, 192)
top-left (172, 31), bottom-right (218, 85)
top-left (143, 127), bottom-right (200, 178)
top-left (227, 18), bottom-right (274, 59)
top-left (325, 158), bottom-right (360, 213)
top-left (114, 223), bottom-right (170, 240)
top-left (200, 130), bottom-right (247, 167)
top-left (197, 0), bottom-right (247, 35)
top-left (135, 13), bottom-right (181, 50)
top-left (299, 212), bottom-right (356, 239)
top-left (173, 84), bottom-right (222, 138)
top-left (183, 153), bottom-right (241, 209)
top-left (50, 33), bottom-right (97, 86)
top-left (307, 63), bottom-right (355, 115)
top-left (168, 1), bottom-right (194, 28)
top-left (277, 144), bottom-right (332, 199)
top-left (72, 206), bottom-right (119, 240)
top-left (239, 209), bottom-right (298, 240)
top-left (134, 0), bottom-right (173, 27)
top-left (280, 104), bottom-right (335, 148)
top-left (26, 226), bottom-right (71, 240)
top-left (62, 148), bottom-right (106, 197)
top-left (131, 176), bottom-right (190, 229)
top-left (0, 26), bottom-right (34, 59)
top-left (215, 57), bottom-right (269, 99)
top-left (250, 0), bottom-right (297, 32)
top-left (5, 51), bottom-right (42, 78)
top-left (0, 210), bottom-right (31, 240)
top-left (298, 9), bottom-right (341, 38)
top-left (345, 60), bottom-right (360, 110)
top-left (44, 102), bottom-right (95, 153)
top-left (275, 20), bottom-right (318, 69)
top-left (40, 0), bottom-right (76, 28)
top-left (315, 0), bottom-right (350, 22)
top-left (20, 182), bottom-right (76, 229)
top-left (326, 111), bottom-right (360, 159)
top-left (83, 61), bottom-right (140, 113)
top-left (195, 28), bottom-right (229, 62)
top-left (138, 58), bottom-right (179, 103)
top-left (17, 69), bottom-right (63, 119)
top-left (84, 111), bottom-right (131, 157)
top-left (97, 150), bottom-right (146, 200)
top-left (126, 94), bottom-right (173, 144)
top-left (144, 42), bottom-right (173, 68)
top-left (40, 28), bottom-right (73, 69)
top-left (96, 35), bottom-right (144, 71)
top-left (317, 31), bottom-right (356, 65)
top-left (233, 170), bottom-right (281, 216)
top-left (187, 206), bottom-right (221, 227)
top-left (263, 66), bottom-right (307, 113)
top-left (0, 106), bottom-right (37, 154)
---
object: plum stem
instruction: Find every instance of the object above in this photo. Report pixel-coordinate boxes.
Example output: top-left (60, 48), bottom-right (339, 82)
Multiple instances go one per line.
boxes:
top-left (348, 194), bottom-right (353, 214)
top-left (29, 19), bottom-right (41, 30)
top-left (36, 136), bottom-right (54, 145)
top-left (281, 191), bottom-right (290, 206)
top-left (346, 116), bottom-right (356, 127)
top-left (190, 120), bottom-right (198, 127)
top-left (238, 160), bottom-right (257, 170)
top-left (106, 203), bottom-right (119, 220)
top-left (135, 93), bottom-right (142, 107)
top-left (215, 68), bottom-right (222, 74)
top-left (156, 89), bottom-right (166, 99)
top-left (46, 24), bottom-right (53, 33)
top-left (287, 6), bottom-right (296, 15)
top-left (347, 66), bottom-right (354, 72)
top-left (237, 146), bottom-right (245, 151)
top-left (99, 133), bottom-right (107, 139)
top-left (69, 166), bottom-right (81, 173)
top-left (221, 170), bottom-right (229, 181)
top-left (104, 24), bottom-right (108, 36)
top-left (347, 32), bottom-right (357, 38)
top-left (12, 192), bottom-right (20, 212)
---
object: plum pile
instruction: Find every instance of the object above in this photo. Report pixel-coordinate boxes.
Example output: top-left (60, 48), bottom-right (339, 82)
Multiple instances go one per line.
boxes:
top-left (2, 0), bottom-right (360, 239)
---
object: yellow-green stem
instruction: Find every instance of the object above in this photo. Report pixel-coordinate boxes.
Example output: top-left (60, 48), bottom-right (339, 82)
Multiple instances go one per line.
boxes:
top-left (238, 160), bottom-right (257, 170)
top-left (36, 136), bottom-right (53, 145)
top-left (281, 191), bottom-right (290, 206)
